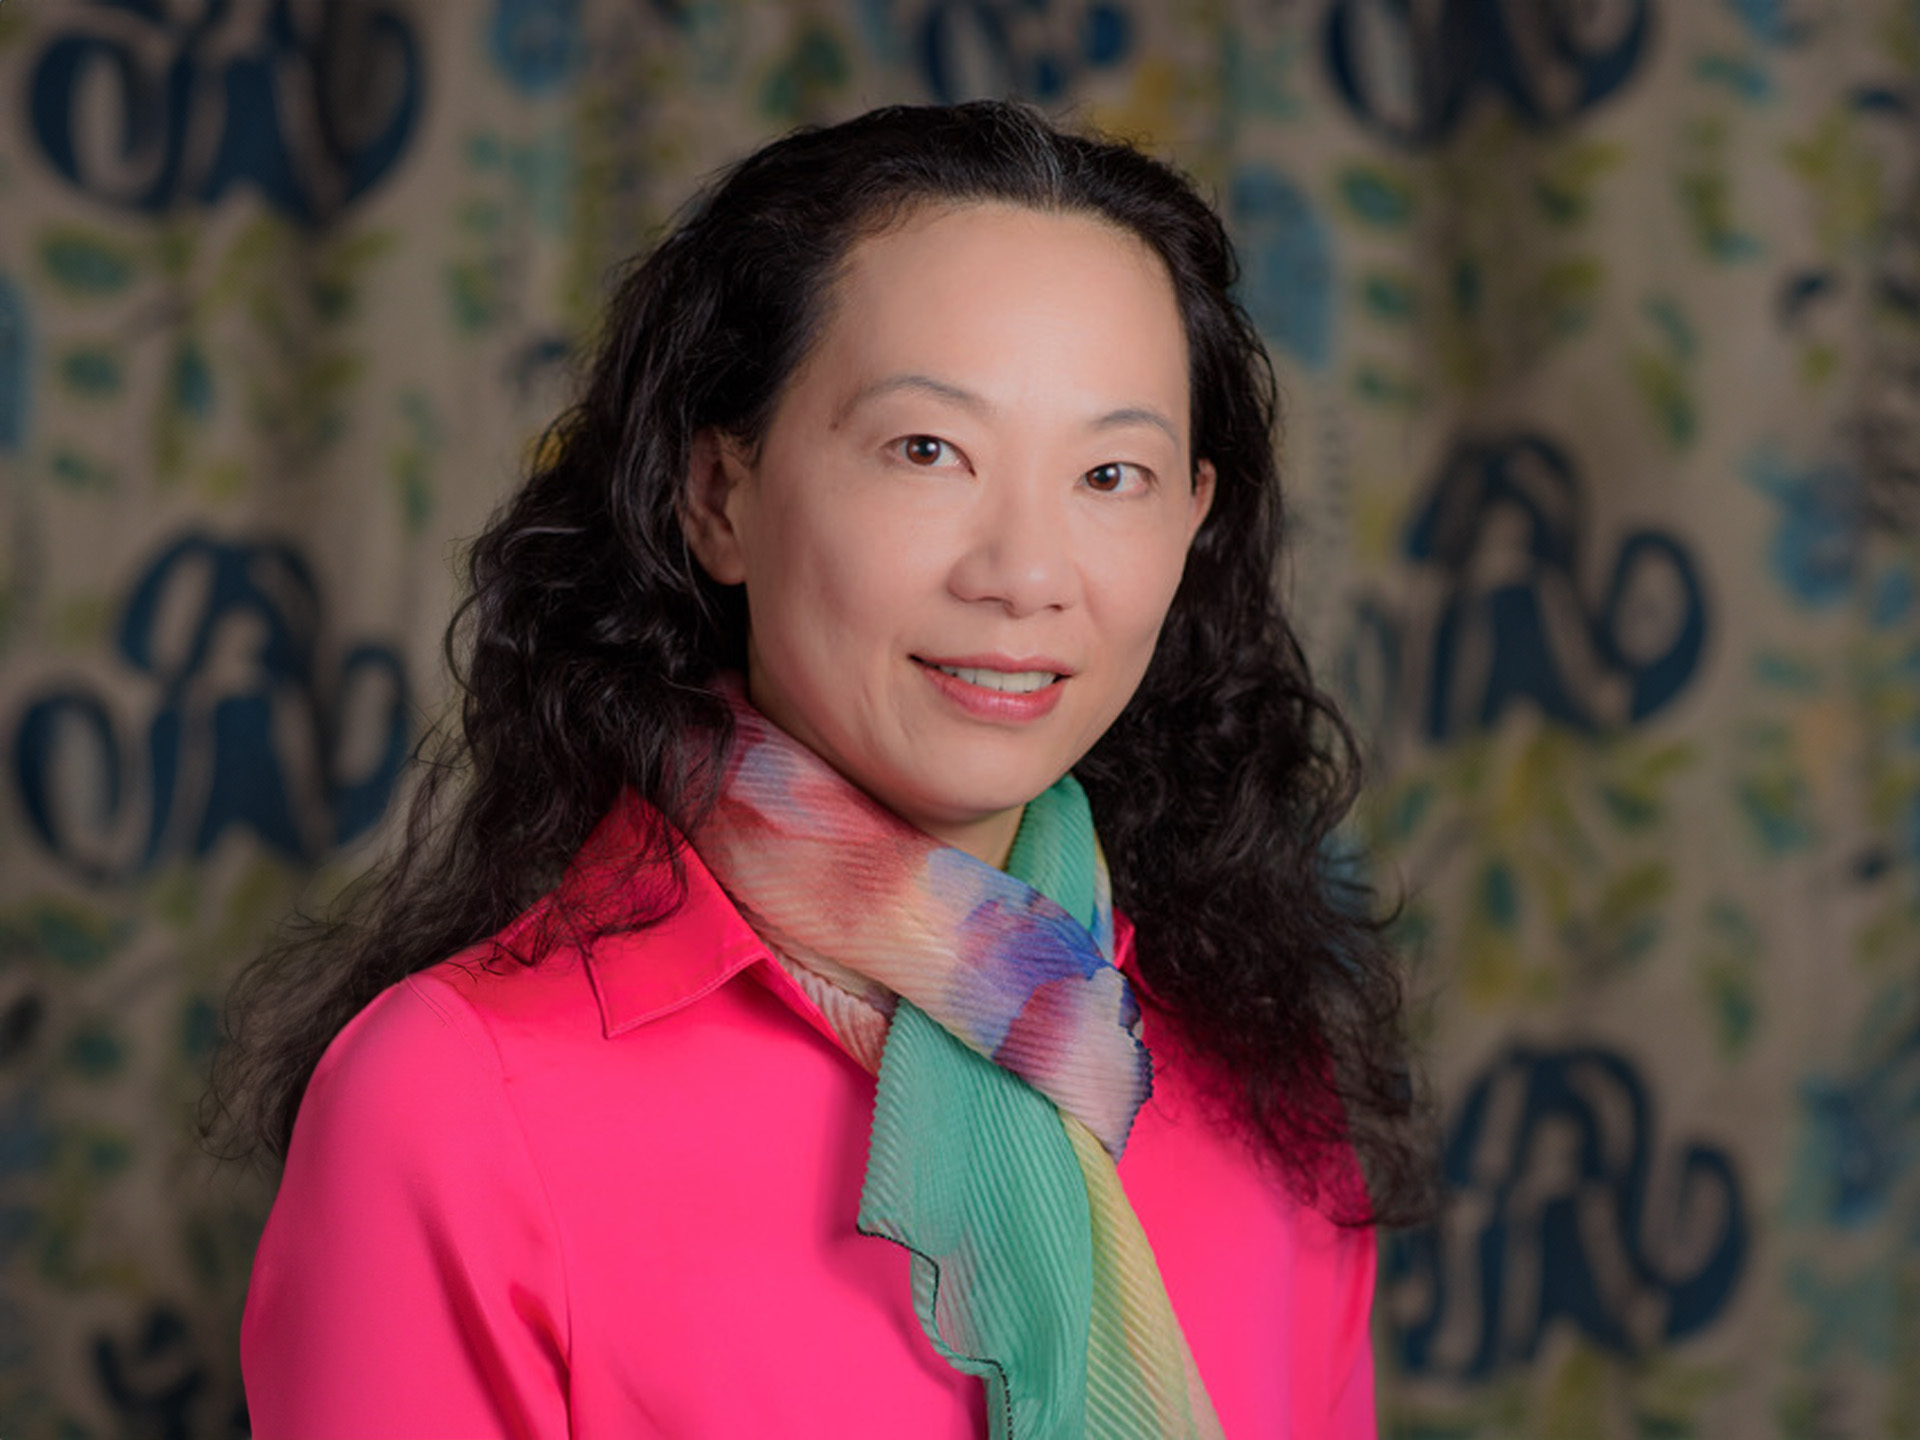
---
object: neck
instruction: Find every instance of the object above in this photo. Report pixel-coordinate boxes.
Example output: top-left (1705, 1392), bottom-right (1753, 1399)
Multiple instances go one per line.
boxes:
top-left (922, 804), bottom-right (1026, 871)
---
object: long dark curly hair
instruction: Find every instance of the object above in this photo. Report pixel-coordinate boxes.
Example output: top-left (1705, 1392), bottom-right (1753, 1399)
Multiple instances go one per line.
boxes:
top-left (210, 101), bottom-right (1430, 1227)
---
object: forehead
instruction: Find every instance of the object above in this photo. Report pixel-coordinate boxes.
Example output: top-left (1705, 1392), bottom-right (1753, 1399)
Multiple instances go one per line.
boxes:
top-left (785, 202), bottom-right (1190, 422)
top-left (846, 198), bottom-right (1171, 279)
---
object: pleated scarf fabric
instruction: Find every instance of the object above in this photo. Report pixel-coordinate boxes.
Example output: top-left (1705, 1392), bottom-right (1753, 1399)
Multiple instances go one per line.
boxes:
top-left (687, 692), bottom-right (1224, 1439)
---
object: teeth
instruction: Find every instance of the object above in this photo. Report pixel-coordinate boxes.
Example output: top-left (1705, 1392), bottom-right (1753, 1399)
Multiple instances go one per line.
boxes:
top-left (933, 665), bottom-right (1059, 694)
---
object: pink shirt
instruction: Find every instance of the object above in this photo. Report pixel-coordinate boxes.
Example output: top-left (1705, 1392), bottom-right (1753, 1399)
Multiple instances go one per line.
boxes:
top-left (242, 805), bottom-right (1378, 1437)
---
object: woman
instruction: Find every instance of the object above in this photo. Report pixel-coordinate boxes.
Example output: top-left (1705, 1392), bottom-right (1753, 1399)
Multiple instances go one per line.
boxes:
top-left (217, 101), bottom-right (1425, 1437)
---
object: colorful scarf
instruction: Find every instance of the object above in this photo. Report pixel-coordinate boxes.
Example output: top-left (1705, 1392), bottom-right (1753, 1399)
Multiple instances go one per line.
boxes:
top-left (688, 691), bottom-right (1223, 1439)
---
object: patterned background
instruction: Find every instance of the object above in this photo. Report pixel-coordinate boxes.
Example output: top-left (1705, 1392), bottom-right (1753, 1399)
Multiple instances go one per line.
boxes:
top-left (1, 0), bottom-right (1916, 1435)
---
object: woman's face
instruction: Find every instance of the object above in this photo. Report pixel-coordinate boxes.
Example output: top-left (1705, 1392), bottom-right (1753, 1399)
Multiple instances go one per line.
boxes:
top-left (684, 202), bottom-right (1214, 866)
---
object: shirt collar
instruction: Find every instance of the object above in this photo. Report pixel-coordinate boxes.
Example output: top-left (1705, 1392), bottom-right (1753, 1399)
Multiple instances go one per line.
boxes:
top-left (556, 793), bottom-right (772, 1037)
top-left (561, 791), bottom-right (1139, 1041)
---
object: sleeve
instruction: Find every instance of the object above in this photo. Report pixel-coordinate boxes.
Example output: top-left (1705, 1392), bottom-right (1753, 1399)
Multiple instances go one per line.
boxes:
top-left (241, 976), bottom-right (571, 1440)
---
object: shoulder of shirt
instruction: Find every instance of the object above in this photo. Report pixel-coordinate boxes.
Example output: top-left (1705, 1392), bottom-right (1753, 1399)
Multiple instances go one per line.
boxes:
top-left (295, 801), bottom-right (787, 1160)
top-left (410, 793), bottom-right (793, 1045)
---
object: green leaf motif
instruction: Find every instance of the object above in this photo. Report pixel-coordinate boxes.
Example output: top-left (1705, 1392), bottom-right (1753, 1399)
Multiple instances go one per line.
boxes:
top-left (49, 447), bottom-right (117, 494)
top-left (391, 390), bottom-right (440, 533)
top-left (63, 1024), bottom-right (126, 1080)
top-left (39, 228), bottom-right (137, 299)
top-left (1694, 54), bottom-right (1774, 104)
top-left (181, 996), bottom-right (222, 1065)
top-left (1599, 861), bottom-right (1674, 923)
top-left (1532, 142), bottom-right (1622, 227)
top-left (1702, 959), bottom-right (1758, 1057)
top-left (1677, 171), bottom-right (1763, 263)
top-left (1754, 650), bottom-right (1823, 693)
top-left (1600, 780), bottom-right (1662, 829)
top-left (1451, 257), bottom-right (1483, 318)
top-left (1221, 32), bottom-right (1305, 122)
top-left (1629, 349), bottom-right (1697, 449)
top-left (1361, 272), bottom-right (1417, 322)
top-left (1387, 780), bottom-right (1436, 842)
top-left (1737, 770), bottom-right (1815, 853)
top-left (760, 25), bottom-right (851, 125)
top-left (172, 339), bottom-right (214, 420)
top-left (1529, 259), bottom-right (1604, 339)
top-left (1337, 164), bottom-right (1414, 228)
top-left (0, 901), bottom-right (133, 971)
top-left (447, 258), bottom-right (501, 332)
top-left (83, 1132), bottom-right (132, 1176)
top-left (1352, 361), bottom-right (1422, 407)
top-left (1781, 111), bottom-right (1884, 253)
top-left (1480, 858), bottom-right (1520, 930)
top-left (58, 345), bottom-right (124, 400)
top-left (1644, 296), bottom-right (1698, 360)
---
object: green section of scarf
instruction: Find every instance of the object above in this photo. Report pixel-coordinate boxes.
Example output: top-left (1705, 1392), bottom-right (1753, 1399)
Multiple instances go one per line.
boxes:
top-left (857, 783), bottom-right (1220, 1439)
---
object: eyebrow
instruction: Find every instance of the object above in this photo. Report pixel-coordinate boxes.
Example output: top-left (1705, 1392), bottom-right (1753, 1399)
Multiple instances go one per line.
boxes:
top-left (834, 373), bottom-right (1181, 444)
top-left (1089, 405), bottom-right (1181, 444)
top-left (834, 374), bottom-right (986, 425)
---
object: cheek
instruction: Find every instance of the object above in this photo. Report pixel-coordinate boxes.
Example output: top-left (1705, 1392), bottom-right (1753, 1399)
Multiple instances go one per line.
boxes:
top-left (1098, 529), bottom-right (1195, 651)
top-left (746, 518), bottom-right (921, 658)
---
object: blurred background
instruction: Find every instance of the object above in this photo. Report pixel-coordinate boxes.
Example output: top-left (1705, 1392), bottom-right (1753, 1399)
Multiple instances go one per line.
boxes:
top-left (0, 0), bottom-right (1915, 1435)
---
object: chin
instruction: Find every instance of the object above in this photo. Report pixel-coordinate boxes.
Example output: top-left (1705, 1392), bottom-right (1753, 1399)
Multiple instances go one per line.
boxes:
top-left (919, 781), bottom-right (1061, 829)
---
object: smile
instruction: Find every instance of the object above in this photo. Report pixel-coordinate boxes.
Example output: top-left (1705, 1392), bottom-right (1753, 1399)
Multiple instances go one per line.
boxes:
top-left (927, 664), bottom-right (1060, 695)
top-left (912, 656), bottom-right (1072, 721)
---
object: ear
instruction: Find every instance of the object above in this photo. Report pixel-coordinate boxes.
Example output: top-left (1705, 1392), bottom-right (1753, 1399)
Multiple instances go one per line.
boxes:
top-left (681, 429), bottom-right (751, 585)
top-left (1187, 458), bottom-right (1217, 542)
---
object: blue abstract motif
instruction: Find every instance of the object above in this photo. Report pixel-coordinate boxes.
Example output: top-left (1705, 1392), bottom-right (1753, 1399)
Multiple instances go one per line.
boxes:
top-left (1405, 433), bottom-right (1709, 740)
top-left (1386, 1044), bottom-right (1749, 1380)
top-left (12, 534), bottom-right (410, 879)
top-left (92, 1305), bottom-right (213, 1439)
top-left (0, 276), bottom-right (26, 454)
top-left (913, 0), bottom-right (1133, 104)
top-left (1323, 0), bottom-right (1654, 147)
top-left (1789, 1010), bottom-right (1920, 1231)
top-left (29, 0), bottom-right (422, 223)
top-left (1788, 1259), bottom-right (1900, 1368)
top-left (1722, 0), bottom-right (1818, 47)
top-left (1229, 165), bottom-right (1335, 372)
top-left (489, 0), bottom-right (583, 95)
top-left (1744, 447), bottom-right (1865, 609)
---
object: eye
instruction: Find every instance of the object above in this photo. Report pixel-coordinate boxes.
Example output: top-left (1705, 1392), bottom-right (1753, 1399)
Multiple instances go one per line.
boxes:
top-left (1083, 461), bottom-right (1151, 495)
top-left (895, 435), bottom-right (960, 467)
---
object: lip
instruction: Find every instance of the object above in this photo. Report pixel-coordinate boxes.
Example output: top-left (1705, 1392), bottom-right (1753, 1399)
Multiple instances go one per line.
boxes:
top-left (915, 653), bottom-right (1076, 677)
top-left (912, 654), bottom-right (1071, 722)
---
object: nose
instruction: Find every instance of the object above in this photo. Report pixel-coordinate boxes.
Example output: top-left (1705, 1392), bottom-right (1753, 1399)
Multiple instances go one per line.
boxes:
top-left (946, 472), bottom-right (1075, 617)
